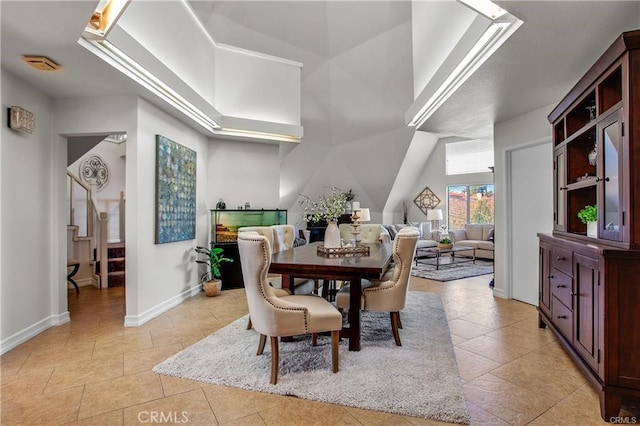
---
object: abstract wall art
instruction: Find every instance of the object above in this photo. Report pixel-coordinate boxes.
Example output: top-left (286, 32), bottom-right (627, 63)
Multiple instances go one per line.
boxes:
top-left (155, 135), bottom-right (197, 244)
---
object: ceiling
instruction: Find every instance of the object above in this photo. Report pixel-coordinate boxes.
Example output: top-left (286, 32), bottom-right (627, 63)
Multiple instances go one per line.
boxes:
top-left (1, 1), bottom-right (639, 141)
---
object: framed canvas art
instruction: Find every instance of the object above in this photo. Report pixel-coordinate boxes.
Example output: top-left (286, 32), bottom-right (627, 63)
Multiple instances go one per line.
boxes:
top-left (155, 135), bottom-right (197, 244)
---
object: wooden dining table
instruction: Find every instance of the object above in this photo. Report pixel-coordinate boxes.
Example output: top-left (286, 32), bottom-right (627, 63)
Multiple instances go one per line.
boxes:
top-left (269, 242), bottom-right (394, 351)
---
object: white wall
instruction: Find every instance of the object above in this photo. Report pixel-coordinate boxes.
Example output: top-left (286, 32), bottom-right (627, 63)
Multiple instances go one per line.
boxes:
top-left (206, 139), bottom-right (280, 213)
top-left (1, 70), bottom-right (61, 353)
top-left (115, 0), bottom-right (301, 128)
top-left (125, 98), bottom-right (211, 325)
top-left (493, 104), bottom-right (555, 300)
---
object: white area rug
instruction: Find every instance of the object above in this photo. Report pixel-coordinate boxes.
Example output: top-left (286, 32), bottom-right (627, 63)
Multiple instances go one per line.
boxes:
top-left (153, 292), bottom-right (470, 424)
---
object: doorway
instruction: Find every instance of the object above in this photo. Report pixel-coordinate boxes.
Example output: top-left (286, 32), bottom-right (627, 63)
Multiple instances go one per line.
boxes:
top-left (508, 141), bottom-right (552, 305)
top-left (66, 133), bottom-right (126, 296)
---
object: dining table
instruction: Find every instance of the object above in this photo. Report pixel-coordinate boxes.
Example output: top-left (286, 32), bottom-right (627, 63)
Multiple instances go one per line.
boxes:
top-left (269, 242), bottom-right (394, 351)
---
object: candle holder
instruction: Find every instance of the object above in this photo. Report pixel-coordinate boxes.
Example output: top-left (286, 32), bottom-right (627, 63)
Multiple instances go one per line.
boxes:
top-left (350, 210), bottom-right (361, 245)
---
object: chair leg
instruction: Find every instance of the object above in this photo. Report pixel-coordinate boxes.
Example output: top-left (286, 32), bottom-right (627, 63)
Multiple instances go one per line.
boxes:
top-left (390, 312), bottom-right (402, 346)
top-left (331, 330), bottom-right (339, 373)
top-left (257, 334), bottom-right (267, 355)
top-left (246, 316), bottom-right (253, 330)
top-left (270, 336), bottom-right (279, 385)
top-left (398, 313), bottom-right (403, 329)
top-left (311, 333), bottom-right (318, 346)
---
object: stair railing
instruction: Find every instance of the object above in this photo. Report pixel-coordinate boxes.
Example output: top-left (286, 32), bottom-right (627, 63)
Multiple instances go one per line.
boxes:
top-left (67, 172), bottom-right (109, 288)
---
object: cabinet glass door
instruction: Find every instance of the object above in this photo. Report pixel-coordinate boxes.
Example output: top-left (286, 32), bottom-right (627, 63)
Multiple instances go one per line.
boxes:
top-left (599, 112), bottom-right (622, 241)
top-left (554, 148), bottom-right (566, 231)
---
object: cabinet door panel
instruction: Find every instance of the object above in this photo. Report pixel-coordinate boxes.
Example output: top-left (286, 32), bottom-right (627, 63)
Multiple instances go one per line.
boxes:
top-left (539, 243), bottom-right (552, 316)
top-left (598, 111), bottom-right (623, 241)
top-left (574, 253), bottom-right (599, 372)
top-left (554, 147), bottom-right (566, 231)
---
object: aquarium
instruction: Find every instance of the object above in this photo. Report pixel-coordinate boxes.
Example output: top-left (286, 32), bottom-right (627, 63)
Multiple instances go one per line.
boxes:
top-left (211, 209), bottom-right (287, 243)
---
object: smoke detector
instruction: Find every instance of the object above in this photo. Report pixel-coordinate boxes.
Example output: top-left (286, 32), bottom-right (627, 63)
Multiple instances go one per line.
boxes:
top-left (21, 55), bottom-right (61, 71)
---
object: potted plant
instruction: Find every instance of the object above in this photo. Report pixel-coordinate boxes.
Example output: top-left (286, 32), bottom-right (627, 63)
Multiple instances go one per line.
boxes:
top-left (437, 237), bottom-right (453, 249)
top-left (195, 245), bottom-right (233, 296)
top-left (577, 205), bottom-right (597, 237)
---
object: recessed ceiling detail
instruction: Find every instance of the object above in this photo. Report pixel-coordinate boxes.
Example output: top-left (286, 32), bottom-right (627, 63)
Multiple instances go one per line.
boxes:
top-left (21, 55), bottom-right (61, 71)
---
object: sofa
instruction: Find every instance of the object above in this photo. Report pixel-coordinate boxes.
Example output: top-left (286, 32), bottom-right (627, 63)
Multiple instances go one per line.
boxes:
top-left (338, 223), bottom-right (384, 244)
top-left (449, 224), bottom-right (494, 259)
top-left (380, 222), bottom-right (439, 249)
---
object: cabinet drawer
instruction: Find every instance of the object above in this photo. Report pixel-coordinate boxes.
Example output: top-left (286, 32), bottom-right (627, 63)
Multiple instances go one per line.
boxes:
top-left (552, 296), bottom-right (573, 341)
top-left (550, 269), bottom-right (573, 308)
top-left (552, 247), bottom-right (573, 276)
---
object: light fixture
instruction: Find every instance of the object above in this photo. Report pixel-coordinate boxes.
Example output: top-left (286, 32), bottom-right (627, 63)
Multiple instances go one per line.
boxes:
top-left (356, 208), bottom-right (371, 223)
top-left (212, 127), bottom-right (301, 143)
top-left (458, 0), bottom-right (507, 20)
top-left (407, 2), bottom-right (522, 129)
top-left (79, 38), bottom-right (221, 133)
top-left (21, 55), bottom-right (61, 71)
top-left (426, 209), bottom-right (443, 231)
top-left (8, 106), bottom-right (36, 133)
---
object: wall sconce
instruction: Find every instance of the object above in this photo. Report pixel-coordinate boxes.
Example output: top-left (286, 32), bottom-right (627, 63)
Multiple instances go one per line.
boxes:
top-left (7, 106), bottom-right (36, 133)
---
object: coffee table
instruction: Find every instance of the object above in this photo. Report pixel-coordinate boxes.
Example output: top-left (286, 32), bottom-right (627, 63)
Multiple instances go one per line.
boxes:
top-left (414, 246), bottom-right (476, 270)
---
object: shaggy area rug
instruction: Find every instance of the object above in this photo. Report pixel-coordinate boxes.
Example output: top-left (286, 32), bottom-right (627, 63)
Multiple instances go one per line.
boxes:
top-left (411, 259), bottom-right (494, 282)
top-left (153, 292), bottom-right (470, 424)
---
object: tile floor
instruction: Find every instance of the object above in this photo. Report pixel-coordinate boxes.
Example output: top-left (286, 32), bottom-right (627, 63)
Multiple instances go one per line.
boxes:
top-left (2, 275), bottom-right (638, 425)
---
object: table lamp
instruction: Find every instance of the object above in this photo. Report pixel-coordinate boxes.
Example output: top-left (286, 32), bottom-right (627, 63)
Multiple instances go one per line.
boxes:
top-left (426, 209), bottom-right (443, 230)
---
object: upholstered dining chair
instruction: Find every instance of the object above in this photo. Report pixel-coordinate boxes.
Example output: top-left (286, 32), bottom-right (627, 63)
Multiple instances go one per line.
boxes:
top-left (237, 232), bottom-right (343, 385)
top-left (335, 226), bottom-right (419, 346)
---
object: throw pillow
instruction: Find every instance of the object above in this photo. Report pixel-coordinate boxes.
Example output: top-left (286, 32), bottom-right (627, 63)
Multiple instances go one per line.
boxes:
top-left (383, 225), bottom-right (397, 240)
top-left (418, 222), bottom-right (431, 240)
top-left (488, 228), bottom-right (495, 241)
top-left (293, 237), bottom-right (307, 247)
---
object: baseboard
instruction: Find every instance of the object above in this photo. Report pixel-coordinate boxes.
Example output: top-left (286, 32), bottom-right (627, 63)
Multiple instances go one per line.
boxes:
top-left (1, 311), bottom-right (70, 355)
top-left (75, 277), bottom-right (95, 288)
top-left (124, 285), bottom-right (201, 327)
top-left (492, 287), bottom-right (507, 299)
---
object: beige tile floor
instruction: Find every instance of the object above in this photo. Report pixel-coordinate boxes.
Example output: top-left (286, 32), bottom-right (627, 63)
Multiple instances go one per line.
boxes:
top-left (2, 275), bottom-right (638, 425)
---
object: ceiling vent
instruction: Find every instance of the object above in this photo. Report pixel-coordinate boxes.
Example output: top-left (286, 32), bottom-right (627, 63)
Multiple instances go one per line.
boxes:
top-left (21, 55), bottom-right (61, 71)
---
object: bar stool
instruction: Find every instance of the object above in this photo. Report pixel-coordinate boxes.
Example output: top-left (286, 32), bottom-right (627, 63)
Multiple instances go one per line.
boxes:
top-left (67, 260), bottom-right (80, 293)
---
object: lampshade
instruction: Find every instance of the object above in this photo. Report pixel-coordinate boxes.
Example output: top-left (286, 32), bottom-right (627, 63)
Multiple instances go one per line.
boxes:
top-left (356, 208), bottom-right (370, 222)
top-left (426, 209), bottom-right (443, 221)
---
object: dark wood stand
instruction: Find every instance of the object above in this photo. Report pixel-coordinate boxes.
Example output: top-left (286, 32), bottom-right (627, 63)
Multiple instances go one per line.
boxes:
top-left (539, 30), bottom-right (640, 421)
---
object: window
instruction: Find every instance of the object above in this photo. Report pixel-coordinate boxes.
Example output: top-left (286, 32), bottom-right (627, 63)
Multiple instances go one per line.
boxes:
top-left (447, 184), bottom-right (494, 229)
top-left (446, 140), bottom-right (494, 175)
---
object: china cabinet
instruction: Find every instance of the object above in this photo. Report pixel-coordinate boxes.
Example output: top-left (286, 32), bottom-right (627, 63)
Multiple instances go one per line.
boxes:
top-left (539, 30), bottom-right (640, 421)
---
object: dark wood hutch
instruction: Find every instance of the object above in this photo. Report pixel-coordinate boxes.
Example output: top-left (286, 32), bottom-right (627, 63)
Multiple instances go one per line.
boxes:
top-left (538, 30), bottom-right (640, 421)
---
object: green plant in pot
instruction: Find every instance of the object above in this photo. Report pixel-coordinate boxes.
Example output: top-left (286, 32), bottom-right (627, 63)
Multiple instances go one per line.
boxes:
top-left (577, 205), bottom-right (597, 237)
top-left (438, 237), bottom-right (453, 249)
top-left (195, 246), bottom-right (233, 296)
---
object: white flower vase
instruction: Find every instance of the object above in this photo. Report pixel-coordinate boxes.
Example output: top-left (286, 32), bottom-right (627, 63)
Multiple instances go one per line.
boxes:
top-left (587, 221), bottom-right (597, 238)
top-left (324, 221), bottom-right (341, 248)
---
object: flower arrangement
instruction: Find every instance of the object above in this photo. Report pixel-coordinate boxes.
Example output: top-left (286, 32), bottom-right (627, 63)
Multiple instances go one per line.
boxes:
top-left (299, 186), bottom-right (350, 223)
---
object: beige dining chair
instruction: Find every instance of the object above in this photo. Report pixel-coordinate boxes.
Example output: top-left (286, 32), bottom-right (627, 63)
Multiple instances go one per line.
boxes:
top-left (335, 226), bottom-right (419, 346)
top-left (237, 232), bottom-right (343, 385)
